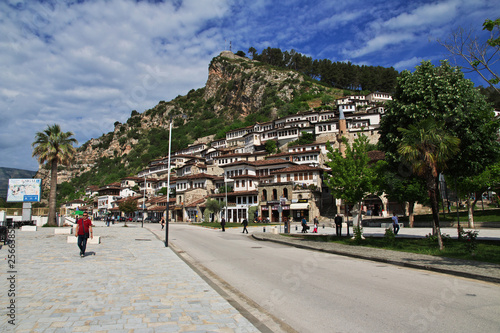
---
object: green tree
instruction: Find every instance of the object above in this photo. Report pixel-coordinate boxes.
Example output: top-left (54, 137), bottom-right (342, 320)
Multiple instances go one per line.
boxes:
top-left (380, 61), bottom-right (499, 179)
top-left (324, 135), bottom-right (379, 230)
top-left (32, 124), bottom-right (77, 226)
top-left (205, 199), bottom-right (224, 222)
top-left (157, 187), bottom-right (169, 196)
top-left (379, 60), bottom-right (500, 235)
top-left (118, 197), bottom-right (138, 226)
top-left (265, 140), bottom-right (278, 155)
top-left (398, 119), bottom-right (460, 250)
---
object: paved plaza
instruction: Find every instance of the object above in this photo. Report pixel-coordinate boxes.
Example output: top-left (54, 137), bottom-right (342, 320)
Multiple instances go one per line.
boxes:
top-left (0, 225), bottom-right (260, 333)
top-left (2, 221), bottom-right (499, 332)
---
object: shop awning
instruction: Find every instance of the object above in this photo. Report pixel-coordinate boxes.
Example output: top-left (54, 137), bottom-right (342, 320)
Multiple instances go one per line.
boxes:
top-left (290, 203), bottom-right (309, 210)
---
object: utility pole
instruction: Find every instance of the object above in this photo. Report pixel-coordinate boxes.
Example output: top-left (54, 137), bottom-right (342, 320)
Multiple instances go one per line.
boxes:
top-left (165, 118), bottom-right (172, 247)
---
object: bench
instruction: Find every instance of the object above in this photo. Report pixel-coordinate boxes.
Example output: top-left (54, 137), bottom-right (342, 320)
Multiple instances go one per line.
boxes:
top-left (21, 225), bottom-right (37, 231)
top-left (55, 228), bottom-right (73, 235)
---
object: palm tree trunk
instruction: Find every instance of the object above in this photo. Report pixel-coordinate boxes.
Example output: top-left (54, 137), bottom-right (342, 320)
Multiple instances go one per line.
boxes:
top-left (408, 201), bottom-right (415, 228)
top-left (48, 159), bottom-right (58, 227)
top-left (428, 177), bottom-right (444, 250)
top-left (466, 197), bottom-right (475, 228)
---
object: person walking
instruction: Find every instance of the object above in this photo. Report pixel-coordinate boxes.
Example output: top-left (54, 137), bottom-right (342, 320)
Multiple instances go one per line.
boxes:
top-left (242, 218), bottom-right (248, 234)
top-left (334, 214), bottom-right (343, 236)
top-left (221, 217), bottom-right (226, 232)
top-left (313, 216), bottom-right (319, 233)
top-left (106, 215), bottom-right (111, 227)
top-left (75, 212), bottom-right (93, 257)
top-left (392, 212), bottom-right (400, 235)
top-left (160, 216), bottom-right (165, 230)
top-left (301, 216), bottom-right (308, 233)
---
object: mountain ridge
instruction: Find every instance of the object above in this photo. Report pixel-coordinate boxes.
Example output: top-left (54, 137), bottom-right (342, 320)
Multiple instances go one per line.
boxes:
top-left (36, 50), bottom-right (396, 197)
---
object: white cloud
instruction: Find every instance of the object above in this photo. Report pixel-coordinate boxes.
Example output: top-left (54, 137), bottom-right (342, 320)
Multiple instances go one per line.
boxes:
top-left (0, 0), bottom-right (229, 170)
top-left (0, 0), bottom-right (496, 171)
top-left (348, 32), bottom-right (415, 58)
top-left (393, 56), bottom-right (426, 71)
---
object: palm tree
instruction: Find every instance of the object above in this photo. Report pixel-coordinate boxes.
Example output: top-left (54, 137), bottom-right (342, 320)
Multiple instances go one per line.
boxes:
top-left (32, 124), bottom-right (77, 226)
top-left (397, 119), bottom-right (460, 250)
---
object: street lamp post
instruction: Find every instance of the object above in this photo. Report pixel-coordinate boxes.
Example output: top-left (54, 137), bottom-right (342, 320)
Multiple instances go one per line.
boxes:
top-left (142, 175), bottom-right (145, 228)
top-left (164, 118), bottom-right (173, 247)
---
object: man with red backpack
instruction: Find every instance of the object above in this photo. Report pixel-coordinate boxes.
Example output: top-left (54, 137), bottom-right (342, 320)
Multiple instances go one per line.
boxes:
top-left (75, 212), bottom-right (93, 257)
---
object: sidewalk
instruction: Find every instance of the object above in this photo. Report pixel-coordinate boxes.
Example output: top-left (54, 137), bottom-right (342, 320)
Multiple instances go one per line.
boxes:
top-left (251, 224), bottom-right (500, 284)
top-left (0, 225), bottom-right (260, 332)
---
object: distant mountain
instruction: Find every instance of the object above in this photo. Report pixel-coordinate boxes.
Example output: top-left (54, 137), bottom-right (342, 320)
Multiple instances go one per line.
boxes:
top-left (0, 167), bottom-right (37, 199)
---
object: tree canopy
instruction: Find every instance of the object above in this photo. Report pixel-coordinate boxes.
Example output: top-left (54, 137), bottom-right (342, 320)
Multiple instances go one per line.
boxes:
top-left (379, 60), bottom-right (500, 179)
top-left (397, 118), bottom-right (461, 250)
top-left (32, 124), bottom-right (77, 226)
top-left (324, 135), bottom-right (380, 227)
top-left (249, 47), bottom-right (399, 92)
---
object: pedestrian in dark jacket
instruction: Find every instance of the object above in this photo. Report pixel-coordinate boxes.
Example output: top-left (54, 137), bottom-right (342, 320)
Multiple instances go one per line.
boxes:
top-left (221, 217), bottom-right (226, 232)
top-left (334, 214), bottom-right (343, 236)
top-left (242, 219), bottom-right (248, 234)
top-left (301, 217), bottom-right (308, 233)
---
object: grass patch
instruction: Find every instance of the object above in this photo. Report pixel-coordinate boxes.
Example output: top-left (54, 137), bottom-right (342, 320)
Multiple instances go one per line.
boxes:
top-left (372, 208), bottom-right (500, 224)
top-left (294, 234), bottom-right (500, 264)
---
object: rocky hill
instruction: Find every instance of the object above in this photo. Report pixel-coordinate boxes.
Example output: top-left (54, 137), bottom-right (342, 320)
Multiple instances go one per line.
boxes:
top-left (40, 51), bottom-right (348, 193)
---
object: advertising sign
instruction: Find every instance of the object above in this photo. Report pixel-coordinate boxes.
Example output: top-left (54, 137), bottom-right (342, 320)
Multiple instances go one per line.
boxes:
top-left (7, 179), bottom-right (42, 202)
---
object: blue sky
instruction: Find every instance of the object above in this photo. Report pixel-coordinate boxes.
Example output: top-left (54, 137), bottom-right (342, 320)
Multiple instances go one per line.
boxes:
top-left (1, 0), bottom-right (498, 171)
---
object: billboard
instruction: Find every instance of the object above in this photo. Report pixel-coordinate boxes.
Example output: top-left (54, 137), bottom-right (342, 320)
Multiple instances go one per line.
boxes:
top-left (7, 178), bottom-right (42, 202)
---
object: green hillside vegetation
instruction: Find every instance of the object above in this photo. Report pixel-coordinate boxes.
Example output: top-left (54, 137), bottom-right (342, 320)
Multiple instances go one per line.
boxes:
top-left (55, 48), bottom-right (498, 205)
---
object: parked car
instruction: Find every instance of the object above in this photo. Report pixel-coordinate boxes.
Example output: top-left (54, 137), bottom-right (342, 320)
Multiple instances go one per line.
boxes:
top-left (145, 216), bottom-right (160, 223)
top-left (132, 216), bottom-right (143, 222)
top-left (119, 216), bottom-right (126, 222)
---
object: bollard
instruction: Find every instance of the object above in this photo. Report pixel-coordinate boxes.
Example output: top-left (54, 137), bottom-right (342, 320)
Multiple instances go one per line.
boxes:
top-left (263, 226), bottom-right (266, 232)
top-left (295, 225), bottom-right (298, 231)
top-left (322, 224), bottom-right (325, 229)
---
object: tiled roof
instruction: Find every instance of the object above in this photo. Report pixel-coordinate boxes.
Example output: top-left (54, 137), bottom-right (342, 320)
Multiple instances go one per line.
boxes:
top-left (175, 173), bottom-right (218, 181)
top-left (271, 165), bottom-right (325, 173)
top-left (185, 198), bottom-right (206, 208)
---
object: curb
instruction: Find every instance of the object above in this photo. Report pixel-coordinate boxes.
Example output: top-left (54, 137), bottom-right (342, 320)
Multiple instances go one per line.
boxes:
top-left (252, 234), bottom-right (500, 285)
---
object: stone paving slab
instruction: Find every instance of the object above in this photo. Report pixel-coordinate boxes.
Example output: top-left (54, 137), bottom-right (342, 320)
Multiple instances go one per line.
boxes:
top-left (0, 226), bottom-right (260, 332)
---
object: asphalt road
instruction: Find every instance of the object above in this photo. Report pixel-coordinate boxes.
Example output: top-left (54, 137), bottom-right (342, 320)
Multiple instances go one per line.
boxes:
top-left (168, 224), bottom-right (500, 333)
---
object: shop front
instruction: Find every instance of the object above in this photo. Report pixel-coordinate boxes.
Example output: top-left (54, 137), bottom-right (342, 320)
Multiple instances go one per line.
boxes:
top-left (290, 200), bottom-right (310, 222)
top-left (260, 201), bottom-right (290, 223)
